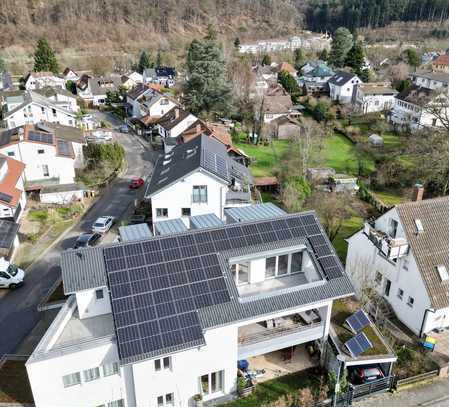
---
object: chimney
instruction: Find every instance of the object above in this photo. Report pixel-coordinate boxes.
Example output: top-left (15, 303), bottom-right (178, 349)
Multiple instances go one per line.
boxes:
top-left (412, 183), bottom-right (424, 202)
top-left (174, 108), bottom-right (179, 119)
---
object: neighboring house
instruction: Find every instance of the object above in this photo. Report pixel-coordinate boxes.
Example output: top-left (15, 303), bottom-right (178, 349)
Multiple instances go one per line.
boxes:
top-left (239, 33), bottom-right (331, 53)
top-left (278, 62), bottom-right (297, 77)
top-left (1, 90), bottom-right (79, 129)
top-left (262, 94), bottom-right (296, 123)
top-left (121, 72), bottom-right (143, 89)
top-left (328, 71), bottom-right (362, 103)
top-left (62, 68), bottom-right (79, 82)
top-left (77, 76), bottom-right (122, 106)
top-left (126, 85), bottom-right (177, 119)
top-left (155, 107), bottom-right (197, 152)
top-left (24, 72), bottom-right (66, 90)
top-left (346, 192), bottom-right (449, 336)
top-left (411, 70), bottom-right (449, 91)
top-left (0, 123), bottom-right (85, 203)
top-left (353, 83), bottom-right (397, 114)
top-left (145, 134), bottom-right (253, 228)
top-left (34, 86), bottom-right (79, 113)
top-left (0, 72), bottom-right (14, 91)
top-left (432, 54), bottom-right (449, 72)
top-left (26, 208), bottom-right (353, 407)
top-left (0, 154), bottom-right (26, 221)
top-left (142, 67), bottom-right (176, 88)
top-left (143, 68), bottom-right (157, 84)
top-left (269, 116), bottom-right (302, 140)
top-left (297, 61), bottom-right (334, 94)
top-left (390, 85), bottom-right (449, 131)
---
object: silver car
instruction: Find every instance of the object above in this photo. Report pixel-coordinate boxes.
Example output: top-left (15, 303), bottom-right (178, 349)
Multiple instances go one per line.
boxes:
top-left (92, 216), bottom-right (115, 234)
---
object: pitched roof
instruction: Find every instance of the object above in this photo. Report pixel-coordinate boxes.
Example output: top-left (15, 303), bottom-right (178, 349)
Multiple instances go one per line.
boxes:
top-left (328, 71), bottom-right (358, 86)
top-left (279, 62), bottom-right (296, 74)
top-left (357, 83), bottom-right (397, 96)
top-left (396, 85), bottom-right (434, 106)
top-left (145, 134), bottom-right (252, 197)
top-left (127, 83), bottom-right (152, 100)
top-left (156, 108), bottom-right (191, 131)
top-left (397, 197), bottom-right (449, 309)
top-left (0, 155), bottom-right (25, 207)
top-left (155, 66), bottom-right (176, 78)
top-left (263, 95), bottom-right (293, 114)
top-left (433, 55), bottom-right (449, 66)
top-left (60, 210), bottom-right (354, 364)
top-left (413, 70), bottom-right (449, 83)
top-left (34, 86), bottom-right (76, 99)
top-left (87, 76), bottom-right (122, 96)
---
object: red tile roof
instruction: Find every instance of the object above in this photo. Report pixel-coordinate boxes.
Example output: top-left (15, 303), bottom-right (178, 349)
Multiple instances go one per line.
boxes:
top-left (0, 155), bottom-right (25, 207)
top-left (433, 55), bottom-right (449, 66)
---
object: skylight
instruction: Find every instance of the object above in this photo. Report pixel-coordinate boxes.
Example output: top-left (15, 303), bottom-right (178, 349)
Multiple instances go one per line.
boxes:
top-left (414, 219), bottom-right (424, 233)
top-left (163, 159), bottom-right (171, 166)
top-left (437, 265), bottom-right (449, 282)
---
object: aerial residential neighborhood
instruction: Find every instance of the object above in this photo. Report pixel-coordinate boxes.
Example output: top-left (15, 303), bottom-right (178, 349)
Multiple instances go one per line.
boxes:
top-left (3, 2), bottom-right (449, 407)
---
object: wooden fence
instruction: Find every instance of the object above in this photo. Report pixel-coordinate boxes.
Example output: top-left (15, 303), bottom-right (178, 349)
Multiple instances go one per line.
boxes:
top-left (395, 370), bottom-right (439, 389)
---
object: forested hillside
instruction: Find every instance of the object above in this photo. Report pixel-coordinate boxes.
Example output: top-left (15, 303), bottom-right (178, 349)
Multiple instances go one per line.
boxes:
top-left (306, 0), bottom-right (449, 32)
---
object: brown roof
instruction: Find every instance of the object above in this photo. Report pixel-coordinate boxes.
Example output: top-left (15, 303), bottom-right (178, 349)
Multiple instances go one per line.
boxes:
top-left (433, 55), bottom-right (449, 66)
top-left (279, 62), bottom-right (296, 74)
top-left (263, 95), bottom-right (293, 114)
top-left (27, 71), bottom-right (57, 79)
top-left (0, 155), bottom-right (25, 207)
top-left (397, 197), bottom-right (449, 309)
top-left (265, 84), bottom-right (289, 96)
top-left (396, 85), bottom-right (434, 106)
top-left (255, 176), bottom-right (279, 186)
top-left (358, 83), bottom-right (397, 96)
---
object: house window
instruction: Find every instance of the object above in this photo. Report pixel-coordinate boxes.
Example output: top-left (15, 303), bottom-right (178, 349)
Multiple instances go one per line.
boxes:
top-left (278, 254), bottom-right (288, 276)
top-left (42, 164), bottom-right (49, 177)
top-left (192, 186), bottom-right (207, 203)
top-left (161, 99), bottom-right (169, 105)
top-left (265, 252), bottom-right (303, 279)
top-left (52, 108), bottom-right (57, 117)
top-left (102, 362), bottom-right (119, 377)
top-left (265, 256), bottom-right (276, 278)
top-left (83, 367), bottom-right (100, 382)
top-left (107, 400), bottom-right (124, 407)
top-left (231, 262), bottom-right (249, 285)
top-left (375, 271), bottom-right (382, 285)
top-left (37, 149), bottom-right (44, 154)
top-left (291, 252), bottom-right (303, 273)
top-left (62, 372), bottom-right (81, 387)
top-left (41, 107), bottom-right (45, 114)
top-left (388, 219), bottom-right (398, 238)
top-left (397, 288), bottom-right (404, 300)
top-left (402, 259), bottom-right (409, 271)
top-left (154, 356), bottom-right (171, 371)
top-left (181, 208), bottom-right (191, 217)
top-left (407, 296), bottom-right (414, 307)
top-left (157, 393), bottom-right (174, 407)
top-left (7, 151), bottom-right (14, 157)
top-left (156, 208), bottom-right (168, 218)
top-left (200, 370), bottom-right (224, 395)
top-left (95, 289), bottom-right (104, 300)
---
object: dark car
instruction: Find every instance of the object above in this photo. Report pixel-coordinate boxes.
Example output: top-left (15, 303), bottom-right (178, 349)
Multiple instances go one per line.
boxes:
top-left (129, 177), bottom-right (144, 189)
top-left (74, 233), bottom-right (102, 249)
top-left (349, 365), bottom-right (384, 384)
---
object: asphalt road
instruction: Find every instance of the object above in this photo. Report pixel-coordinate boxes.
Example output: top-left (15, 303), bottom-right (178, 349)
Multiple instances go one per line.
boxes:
top-left (0, 112), bottom-right (157, 356)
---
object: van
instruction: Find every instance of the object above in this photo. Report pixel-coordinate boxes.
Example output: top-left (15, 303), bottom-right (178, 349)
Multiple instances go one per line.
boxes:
top-left (0, 257), bottom-right (24, 288)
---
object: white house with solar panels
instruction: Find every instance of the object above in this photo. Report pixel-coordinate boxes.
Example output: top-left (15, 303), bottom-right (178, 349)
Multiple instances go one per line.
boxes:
top-left (145, 134), bottom-right (254, 232)
top-left (26, 208), bottom-right (355, 407)
top-left (0, 122), bottom-right (85, 204)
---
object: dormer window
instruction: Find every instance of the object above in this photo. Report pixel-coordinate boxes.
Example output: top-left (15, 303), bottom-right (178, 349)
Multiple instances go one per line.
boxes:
top-left (437, 265), bottom-right (449, 281)
top-left (415, 219), bottom-right (424, 233)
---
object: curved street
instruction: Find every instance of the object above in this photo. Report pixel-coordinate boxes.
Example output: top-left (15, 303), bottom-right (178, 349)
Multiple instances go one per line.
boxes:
top-left (0, 114), bottom-right (156, 356)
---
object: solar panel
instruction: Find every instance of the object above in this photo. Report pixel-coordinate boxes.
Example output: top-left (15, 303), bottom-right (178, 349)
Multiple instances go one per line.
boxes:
top-left (345, 333), bottom-right (373, 357)
top-left (0, 192), bottom-right (13, 203)
top-left (28, 131), bottom-right (53, 144)
top-left (345, 310), bottom-right (371, 333)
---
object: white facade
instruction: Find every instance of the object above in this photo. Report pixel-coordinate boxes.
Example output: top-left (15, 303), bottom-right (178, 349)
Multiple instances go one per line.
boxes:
top-left (329, 75), bottom-right (362, 103)
top-left (412, 72), bottom-right (449, 91)
top-left (128, 90), bottom-right (177, 119)
top-left (354, 86), bottom-right (397, 114)
top-left (25, 73), bottom-right (66, 90)
top-left (346, 208), bottom-right (449, 335)
top-left (157, 113), bottom-right (198, 141)
top-left (239, 34), bottom-right (331, 54)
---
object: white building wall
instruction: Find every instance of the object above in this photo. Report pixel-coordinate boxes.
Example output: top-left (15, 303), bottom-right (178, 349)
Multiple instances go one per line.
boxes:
top-left (167, 114), bottom-right (198, 140)
top-left (27, 342), bottom-right (125, 407)
top-left (329, 77), bottom-right (361, 103)
top-left (355, 93), bottom-right (395, 113)
top-left (148, 99), bottom-right (177, 118)
top-left (346, 208), bottom-right (433, 335)
top-left (151, 171), bottom-right (228, 227)
top-left (76, 287), bottom-right (112, 319)
top-left (6, 103), bottom-right (77, 129)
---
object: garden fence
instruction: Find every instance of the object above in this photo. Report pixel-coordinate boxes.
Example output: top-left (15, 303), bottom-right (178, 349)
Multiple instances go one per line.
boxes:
top-left (394, 370), bottom-right (439, 389)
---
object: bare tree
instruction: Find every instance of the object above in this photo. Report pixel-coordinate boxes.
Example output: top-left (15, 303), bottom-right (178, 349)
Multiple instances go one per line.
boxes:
top-left (422, 91), bottom-right (449, 134)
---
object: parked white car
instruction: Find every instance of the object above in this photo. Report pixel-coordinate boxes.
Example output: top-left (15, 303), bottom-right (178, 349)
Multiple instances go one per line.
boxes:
top-left (0, 257), bottom-right (25, 288)
top-left (92, 216), bottom-right (115, 234)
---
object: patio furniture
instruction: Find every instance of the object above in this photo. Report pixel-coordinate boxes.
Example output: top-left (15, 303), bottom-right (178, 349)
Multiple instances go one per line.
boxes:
top-left (298, 310), bottom-right (320, 324)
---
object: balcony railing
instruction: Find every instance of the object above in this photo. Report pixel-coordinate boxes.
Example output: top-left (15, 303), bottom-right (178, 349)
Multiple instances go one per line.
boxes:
top-left (363, 223), bottom-right (409, 261)
top-left (225, 190), bottom-right (252, 205)
top-left (238, 321), bottom-right (323, 347)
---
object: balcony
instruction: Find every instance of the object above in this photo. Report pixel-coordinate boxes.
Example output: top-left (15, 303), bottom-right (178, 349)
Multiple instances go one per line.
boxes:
top-left (363, 223), bottom-right (409, 261)
top-left (238, 312), bottom-right (325, 359)
top-left (225, 190), bottom-right (252, 206)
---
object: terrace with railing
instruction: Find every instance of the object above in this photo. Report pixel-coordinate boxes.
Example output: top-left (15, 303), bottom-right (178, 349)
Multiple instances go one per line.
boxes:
top-left (363, 223), bottom-right (409, 262)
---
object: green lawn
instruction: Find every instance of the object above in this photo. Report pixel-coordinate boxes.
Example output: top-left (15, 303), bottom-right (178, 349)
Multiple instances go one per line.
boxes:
top-left (372, 190), bottom-right (407, 206)
top-left (235, 139), bottom-right (290, 178)
top-left (323, 134), bottom-right (375, 175)
top-left (332, 216), bottom-right (364, 263)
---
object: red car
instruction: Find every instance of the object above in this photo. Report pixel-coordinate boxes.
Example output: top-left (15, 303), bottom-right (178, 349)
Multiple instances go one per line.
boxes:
top-left (129, 177), bottom-right (144, 189)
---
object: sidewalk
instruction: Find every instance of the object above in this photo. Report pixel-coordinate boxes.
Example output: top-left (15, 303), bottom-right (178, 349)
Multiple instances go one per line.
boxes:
top-left (356, 378), bottom-right (449, 406)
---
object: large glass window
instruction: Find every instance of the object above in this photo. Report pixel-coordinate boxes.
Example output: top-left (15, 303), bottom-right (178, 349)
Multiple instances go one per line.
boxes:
top-left (62, 372), bottom-right (81, 387)
top-left (192, 185), bottom-right (208, 203)
top-left (157, 394), bottom-right (174, 407)
top-left (200, 370), bottom-right (224, 395)
top-left (291, 252), bottom-right (303, 273)
top-left (265, 257), bottom-right (276, 278)
top-left (231, 262), bottom-right (249, 285)
top-left (265, 251), bottom-right (303, 279)
top-left (102, 362), bottom-right (119, 377)
top-left (278, 254), bottom-right (289, 276)
top-left (83, 367), bottom-right (100, 382)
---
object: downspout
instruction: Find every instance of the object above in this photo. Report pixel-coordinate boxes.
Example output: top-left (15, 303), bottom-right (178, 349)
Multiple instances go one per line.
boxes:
top-left (419, 307), bottom-right (436, 338)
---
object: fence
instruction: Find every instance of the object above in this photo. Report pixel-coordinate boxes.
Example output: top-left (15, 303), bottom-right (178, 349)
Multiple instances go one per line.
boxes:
top-left (395, 370), bottom-right (439, 389)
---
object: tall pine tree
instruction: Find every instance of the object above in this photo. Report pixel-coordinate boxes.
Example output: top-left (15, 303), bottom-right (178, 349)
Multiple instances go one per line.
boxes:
top-left (137, 50), bottom-right (152, 73)
top-left (329, 27), bottom-right (353, 68)
top-left (183, 34), bottom-right (231, 117)
top-left (33, 38), bottom-right (59, 73)
top-left (345, 42), bottom-right (365, 75)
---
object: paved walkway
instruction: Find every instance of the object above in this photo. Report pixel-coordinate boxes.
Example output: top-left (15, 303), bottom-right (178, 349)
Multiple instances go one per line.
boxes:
top-left (356, 378), bottom-right (449, 406)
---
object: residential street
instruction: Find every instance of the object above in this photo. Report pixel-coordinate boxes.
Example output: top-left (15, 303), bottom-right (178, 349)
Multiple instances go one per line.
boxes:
top-left (0, 113), bottom-right (157, 357)
top-left (356, 379), bottom-right (449, 407)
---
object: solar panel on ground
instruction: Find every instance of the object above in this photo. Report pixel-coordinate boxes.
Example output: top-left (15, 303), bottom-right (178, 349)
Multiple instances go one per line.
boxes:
top-left (345, 310), bottom-right (371, 333)
top-left (28, 131), bottom-right (53, 144)
top-left (344, 332), bottom-right (373, 357)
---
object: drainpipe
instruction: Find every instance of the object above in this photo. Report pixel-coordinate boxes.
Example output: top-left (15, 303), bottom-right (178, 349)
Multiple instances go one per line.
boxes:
top-left (332, 355), bottom-right (344, 407)
top-left (419, 308), bottom-right (436, 338)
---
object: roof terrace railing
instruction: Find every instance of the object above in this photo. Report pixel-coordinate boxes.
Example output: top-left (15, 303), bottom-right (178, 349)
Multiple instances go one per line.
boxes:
top-left (363, 223), bottom-right (409, 261)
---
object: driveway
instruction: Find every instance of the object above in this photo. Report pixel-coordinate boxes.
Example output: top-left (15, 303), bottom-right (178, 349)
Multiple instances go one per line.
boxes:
top-left (355, 378), bottom-right (449, 407)
top-left (0, 112), bottom-right (158, 356)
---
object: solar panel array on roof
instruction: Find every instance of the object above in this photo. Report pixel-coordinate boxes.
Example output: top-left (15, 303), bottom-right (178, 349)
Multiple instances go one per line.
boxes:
top-left (201, 148), bottom-right (230, 181)
top-left (28, 131), bottom-right (53, 144)
top-left (0, 192), bottom-right (13, 203)
top-left (104, 212), bottom-right (344, 364)
top-left (154, 218), bottom-right (188, 236)
top-left (57, 139), bottom-right (73, 157)
top-left (345, 310), bottom-right (370, 333)
top-left (344, 332), bottom-right (373, 357)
